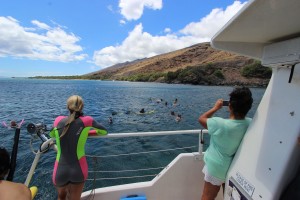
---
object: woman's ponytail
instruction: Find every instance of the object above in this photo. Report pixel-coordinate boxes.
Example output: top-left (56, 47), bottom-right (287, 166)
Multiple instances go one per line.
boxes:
top-left (60, 95), bottom-right (84, 138)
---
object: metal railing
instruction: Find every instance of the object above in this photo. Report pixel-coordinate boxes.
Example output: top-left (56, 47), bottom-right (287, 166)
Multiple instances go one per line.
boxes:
top-left (25, 129), bottom-right (207, 186)
top-left (90, 129), bottom-right (207, 153)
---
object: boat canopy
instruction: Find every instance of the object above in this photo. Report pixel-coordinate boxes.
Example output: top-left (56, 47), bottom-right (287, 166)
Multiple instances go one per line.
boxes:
top-left (211, 0), bottom-right (300, 61)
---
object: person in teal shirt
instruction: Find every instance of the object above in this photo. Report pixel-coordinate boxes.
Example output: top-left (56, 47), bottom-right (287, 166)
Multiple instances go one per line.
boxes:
top-left (198, 87), bottom-right (253, 200)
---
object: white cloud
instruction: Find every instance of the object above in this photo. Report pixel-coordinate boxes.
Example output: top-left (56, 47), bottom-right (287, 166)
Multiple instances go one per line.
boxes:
top-left (119, 0), bottom-right (162, 21)
top-left (0, 16), bottom-right (87, 62)
top-left (164, 28), bottom-right (171, 33)
top-left (31, 20), bottom-right (50, 30)
top-left (180, 1), bottom-right (247, 38)
top-left (107, 5), bottom-right (114, 12)
top-left (93, 1), bottom-right (247, 68)
top-left (120, 19), bottom-right (127, 25)
top-left (93, 23), bottom-right (198, 67)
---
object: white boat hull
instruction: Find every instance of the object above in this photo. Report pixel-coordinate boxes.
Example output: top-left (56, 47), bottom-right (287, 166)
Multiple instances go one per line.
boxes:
top-left (81, 153), bottom-right (223, 200)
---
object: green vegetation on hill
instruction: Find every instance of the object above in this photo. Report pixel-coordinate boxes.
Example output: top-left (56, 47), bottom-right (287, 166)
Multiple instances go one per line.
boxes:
top-left (165, 63), bottom-right (225, 85)
top-left (114, 61), bottom-right (270, 86)
top-left (31, 61), bottom-right (271, 87)
top-left (241, 61), bottom-right (272, 79)
top-left (30, 43), bottom-right (271, 87)
top-left (120, 72), bottom-right (166, 82)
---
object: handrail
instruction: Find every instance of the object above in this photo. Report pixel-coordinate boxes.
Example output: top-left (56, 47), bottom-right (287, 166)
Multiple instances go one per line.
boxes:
top-left (89, 129), bottom-right (208, 138)
top-left (25, 138), bottom-right (56, 187)
top-left (89, 129), bottom-right (207, 155)
top-left (25, 129), bottom-right (207, 186)
top-left (85, 129), bottom-right (207, 181)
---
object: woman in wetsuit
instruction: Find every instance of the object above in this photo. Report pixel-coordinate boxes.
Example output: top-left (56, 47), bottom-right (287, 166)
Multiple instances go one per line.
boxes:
top-left (50, 95), bottom-right (107, 200)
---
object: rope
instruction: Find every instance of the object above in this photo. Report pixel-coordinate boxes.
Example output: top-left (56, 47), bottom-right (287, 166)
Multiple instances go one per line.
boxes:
top-left (86, 146), bottom-right (195, 181)
top-left (89, 167), bottom-right (165, 173)
top-left (86, 157), bottom-right (98, 200)
top-left (30, 135), bottom-right (43, 155)
top-left (29, 135), bottom-right (52, 155)
top-left (86, 145), bottom-right (197, 158)
top-left (86, 174), bottom-right (157, 181)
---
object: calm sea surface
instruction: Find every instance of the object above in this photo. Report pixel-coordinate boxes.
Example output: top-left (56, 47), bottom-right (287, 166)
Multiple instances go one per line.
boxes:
top-left (0, 78), bottom-right (265, 199)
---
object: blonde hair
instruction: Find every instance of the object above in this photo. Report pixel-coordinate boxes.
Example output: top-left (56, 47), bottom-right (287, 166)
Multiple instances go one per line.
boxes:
top-left (60, 95), bottom-right (84, 138)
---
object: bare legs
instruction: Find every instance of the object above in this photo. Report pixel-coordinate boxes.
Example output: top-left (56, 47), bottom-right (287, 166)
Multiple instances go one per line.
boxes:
top-left (201, 181), bottom-right (225, 200)
top-left (57, 182), bottom-right (85, 200)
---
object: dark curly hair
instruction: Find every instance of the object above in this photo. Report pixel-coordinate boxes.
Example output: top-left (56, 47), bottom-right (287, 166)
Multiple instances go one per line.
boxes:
top-left (0, 147), bottom-right (10, 179)
top-left (229, 87), bottom-right (253, 118)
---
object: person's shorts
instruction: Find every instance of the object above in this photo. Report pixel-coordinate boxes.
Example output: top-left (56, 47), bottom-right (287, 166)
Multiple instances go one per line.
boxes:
top-left (202, 165), bottom-right (224, 186)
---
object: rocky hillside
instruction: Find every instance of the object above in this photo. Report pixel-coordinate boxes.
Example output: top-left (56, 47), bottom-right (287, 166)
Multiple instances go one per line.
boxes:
top-left (86, 43), bottom-right (271, 87)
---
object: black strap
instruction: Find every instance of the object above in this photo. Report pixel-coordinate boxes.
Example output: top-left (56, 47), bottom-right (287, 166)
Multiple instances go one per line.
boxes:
top-left (288, 64), bottom-right (296, 83)
top-left (200, 129), bottom-right (204, 144)
top-left (6, 128), bottom-right (21, 181)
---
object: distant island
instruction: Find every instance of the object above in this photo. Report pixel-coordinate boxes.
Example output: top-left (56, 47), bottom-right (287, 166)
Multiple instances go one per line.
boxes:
top-left (31, 43), bottom-right (271, 87)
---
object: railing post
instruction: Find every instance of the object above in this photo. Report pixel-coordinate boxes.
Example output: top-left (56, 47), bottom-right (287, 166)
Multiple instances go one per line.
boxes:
top-left (25, 152), bottom-right (41, 187)
top-left (198, 129), bottom-right (204, 154)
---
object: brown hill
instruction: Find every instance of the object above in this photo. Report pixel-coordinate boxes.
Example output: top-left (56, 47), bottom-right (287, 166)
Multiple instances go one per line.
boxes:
top-left (87, 42), bottom-right (270, 87)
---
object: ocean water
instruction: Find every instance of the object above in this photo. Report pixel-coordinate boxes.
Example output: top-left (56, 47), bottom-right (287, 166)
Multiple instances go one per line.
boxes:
top-left (0, 78), bottom-right (265, 199)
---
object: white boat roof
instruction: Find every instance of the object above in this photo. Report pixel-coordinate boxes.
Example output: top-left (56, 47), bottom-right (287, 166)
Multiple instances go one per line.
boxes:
top-left (211, 0), bottom-right (300, 60)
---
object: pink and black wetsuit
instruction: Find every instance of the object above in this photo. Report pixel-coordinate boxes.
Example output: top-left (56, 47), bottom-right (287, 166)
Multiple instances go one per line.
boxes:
top-left (50, 116), bottom-right (107, 187)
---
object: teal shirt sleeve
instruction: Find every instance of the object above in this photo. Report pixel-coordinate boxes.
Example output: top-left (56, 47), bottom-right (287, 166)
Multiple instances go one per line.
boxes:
top-left (207, 117), bottom-right (224, 136)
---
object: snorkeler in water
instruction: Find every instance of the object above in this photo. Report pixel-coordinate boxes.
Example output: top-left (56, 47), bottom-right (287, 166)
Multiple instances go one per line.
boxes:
top-left (108, 117), bottom-right (113, 124)
top-left (139, 108), bottom-right (145, 113)
top-left (176, 114), bottom-right (182, 122)
top-left (173, 98), bottom-right (178, 106)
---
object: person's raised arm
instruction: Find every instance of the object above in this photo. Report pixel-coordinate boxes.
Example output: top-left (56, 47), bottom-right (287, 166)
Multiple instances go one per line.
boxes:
top-left (88, 118), bottom-right (107, 136)
top-left (198, 99), bottom-right (223, 129)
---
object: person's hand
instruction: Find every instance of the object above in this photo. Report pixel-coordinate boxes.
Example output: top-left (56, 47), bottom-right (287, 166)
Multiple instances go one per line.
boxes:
top-left (213, 99), bottom-right (224, 110)
top-left (198, 99), bottom-right (224, 128)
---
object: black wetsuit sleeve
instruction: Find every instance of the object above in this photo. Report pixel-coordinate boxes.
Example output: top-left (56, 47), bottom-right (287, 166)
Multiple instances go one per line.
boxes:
top-left (88, 118), bottom-right (107, 136)
top-left (92, 120), bottom-right (107, 131)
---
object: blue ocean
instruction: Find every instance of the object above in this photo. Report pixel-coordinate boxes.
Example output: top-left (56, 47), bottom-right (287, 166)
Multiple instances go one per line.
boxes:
top-left (0, 78), bottom-right (265, 199)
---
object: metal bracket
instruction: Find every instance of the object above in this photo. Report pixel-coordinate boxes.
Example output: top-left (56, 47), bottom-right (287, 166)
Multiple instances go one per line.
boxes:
top-left (193, 153), bottom-right (203, 161)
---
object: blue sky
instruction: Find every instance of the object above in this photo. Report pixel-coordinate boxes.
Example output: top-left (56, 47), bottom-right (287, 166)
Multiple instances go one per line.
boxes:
top-left (0, 0), bottom-right (247, 77)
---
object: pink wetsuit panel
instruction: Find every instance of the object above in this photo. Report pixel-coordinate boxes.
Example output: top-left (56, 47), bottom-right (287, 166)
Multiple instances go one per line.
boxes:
top-left (79, 116), bottom-right (93, 127)
top-left (54, 116), bottom-right (67, 127)
top-left (52, 161), bottom-right (59, 185)
top-left (79, 156), bottom-right (88, 180)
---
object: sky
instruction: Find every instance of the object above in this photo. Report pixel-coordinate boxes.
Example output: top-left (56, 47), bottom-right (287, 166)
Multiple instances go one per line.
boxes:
top-left (0, 0), bottom-right (248, 77)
